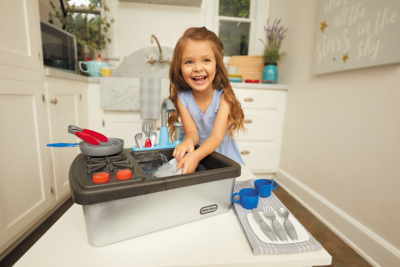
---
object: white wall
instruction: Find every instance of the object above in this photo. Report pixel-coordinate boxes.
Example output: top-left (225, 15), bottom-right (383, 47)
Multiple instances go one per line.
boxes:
top-left (270, 0), bottom-right (400, 266)
top-left (107, 0), bottom-right (207, 58)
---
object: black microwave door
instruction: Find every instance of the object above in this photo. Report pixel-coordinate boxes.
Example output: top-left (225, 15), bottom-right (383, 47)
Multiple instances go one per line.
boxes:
top-left (40, 22), bottom-right (77, 73)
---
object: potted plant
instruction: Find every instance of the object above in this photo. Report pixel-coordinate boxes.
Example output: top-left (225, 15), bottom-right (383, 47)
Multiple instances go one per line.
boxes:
top-left (49, 0), bottom-right (114, 63)
top-left (260, 19), bottom-right (288, 84)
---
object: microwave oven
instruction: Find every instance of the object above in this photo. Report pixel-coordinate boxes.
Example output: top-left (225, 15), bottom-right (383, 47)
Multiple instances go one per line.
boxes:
top-left (40, 21), bottom-right (78, 73)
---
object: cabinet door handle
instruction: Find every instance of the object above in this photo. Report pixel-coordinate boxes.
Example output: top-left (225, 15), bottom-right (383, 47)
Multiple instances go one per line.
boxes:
top-left (241, 150), bottom-right (250, 155)
top-left (244, 98), bottom-right (253, 102)
top-left (156, 127), bottom-right (160, 130)
top-left (244, 119), bottom-right (252, 123)
top-left (50, 99), bottom-right (58, 105)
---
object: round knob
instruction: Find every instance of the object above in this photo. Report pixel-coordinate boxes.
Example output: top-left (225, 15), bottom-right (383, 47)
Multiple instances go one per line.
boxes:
top-left (116, 170), bottom-right (132, 180)
top-left (93, 172), bottom-right (110, 183)
top-left (50, 99), bottom-right (58, 104)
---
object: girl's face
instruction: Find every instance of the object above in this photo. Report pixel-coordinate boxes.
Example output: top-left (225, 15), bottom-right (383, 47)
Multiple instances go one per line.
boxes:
top-left (180, 40), bottom-right (217, 94)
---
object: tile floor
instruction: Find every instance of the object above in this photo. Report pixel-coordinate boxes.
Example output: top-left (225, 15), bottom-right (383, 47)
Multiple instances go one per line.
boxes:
top-left (1, 187), bottom-right (372, 267)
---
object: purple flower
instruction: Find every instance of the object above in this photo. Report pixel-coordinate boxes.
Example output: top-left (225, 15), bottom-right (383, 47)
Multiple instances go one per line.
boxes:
top-left (260, 19), bottom-right (288, 63)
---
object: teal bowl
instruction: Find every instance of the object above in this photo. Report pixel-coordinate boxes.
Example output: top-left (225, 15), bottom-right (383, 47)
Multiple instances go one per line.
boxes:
top-left (229, 77), bottom-right (243, 83)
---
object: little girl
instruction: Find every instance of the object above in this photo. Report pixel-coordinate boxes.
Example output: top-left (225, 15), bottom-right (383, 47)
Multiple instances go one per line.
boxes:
top-left (168, 27), bottom-right (246, 174)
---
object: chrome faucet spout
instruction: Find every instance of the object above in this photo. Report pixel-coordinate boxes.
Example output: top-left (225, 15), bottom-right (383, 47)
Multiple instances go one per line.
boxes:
top-left (151, 34), bottom-right (163, 61)
top-left (161, 98), bottom-right (176, 127)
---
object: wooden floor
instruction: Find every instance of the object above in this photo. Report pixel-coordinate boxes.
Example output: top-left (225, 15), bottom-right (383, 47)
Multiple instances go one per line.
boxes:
top-left (1, 187), bottom-right (372, 267)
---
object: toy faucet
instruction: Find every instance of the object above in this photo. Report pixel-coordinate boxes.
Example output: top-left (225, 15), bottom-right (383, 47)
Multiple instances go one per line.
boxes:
top-left (158, 98), bottom-right (182, 147)
top-left (132, 98), bottom-right (182, 151)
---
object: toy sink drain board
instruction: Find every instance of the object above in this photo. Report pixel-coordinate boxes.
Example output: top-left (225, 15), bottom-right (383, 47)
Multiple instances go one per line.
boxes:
top-left (69, 148), bottom-right (241, 247)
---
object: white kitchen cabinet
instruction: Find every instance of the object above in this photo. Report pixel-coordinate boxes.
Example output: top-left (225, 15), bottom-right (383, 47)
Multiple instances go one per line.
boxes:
top-left (0, 81), bottom-right (54, 255)
top-left (233, 85), bottom-right (288, 174)
top-left (0, 0), bottom-right (90, 259)
top-left (0, 0), bottom-right (55, 257)
top-left (0, 0), bottom-right (42, 75)
top-left (103, 111), bottom-right (147, 147)
top-left (45, 77), bottom-right (88, 202)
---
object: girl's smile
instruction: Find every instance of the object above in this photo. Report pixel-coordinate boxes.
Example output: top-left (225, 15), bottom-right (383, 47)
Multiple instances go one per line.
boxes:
top-left (180, 40), bottom-right (217, 94)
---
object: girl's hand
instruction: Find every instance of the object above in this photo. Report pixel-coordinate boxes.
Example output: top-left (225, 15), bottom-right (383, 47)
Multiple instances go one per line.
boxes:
top-left (176, 153), bottom-right (200, 174)
top-left (173, 141), bottom-right (194, 162)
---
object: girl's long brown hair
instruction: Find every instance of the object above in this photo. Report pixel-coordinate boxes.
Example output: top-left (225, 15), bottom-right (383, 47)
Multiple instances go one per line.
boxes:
top-left (168, 27), bottom-right (245, 140)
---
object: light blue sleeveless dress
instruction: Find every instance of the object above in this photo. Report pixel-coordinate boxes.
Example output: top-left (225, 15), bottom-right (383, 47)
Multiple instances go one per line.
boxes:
top-left (178, 89), bottom-right (245, 165)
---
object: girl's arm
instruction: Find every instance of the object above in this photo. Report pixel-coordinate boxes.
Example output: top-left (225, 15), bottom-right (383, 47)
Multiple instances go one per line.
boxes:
top-left (172, 97), bottom-right (199, 161)
top-left (176, 94), bottom-right (230, 174)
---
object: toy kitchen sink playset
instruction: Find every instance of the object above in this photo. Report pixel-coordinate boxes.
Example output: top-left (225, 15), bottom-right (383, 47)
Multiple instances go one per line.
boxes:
top-left (49, 98), bottom-right (242, 247)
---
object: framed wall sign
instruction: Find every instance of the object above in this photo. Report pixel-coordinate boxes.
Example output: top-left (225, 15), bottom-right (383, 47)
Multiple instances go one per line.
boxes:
top-left (313, 0), bottom-right (400, 75)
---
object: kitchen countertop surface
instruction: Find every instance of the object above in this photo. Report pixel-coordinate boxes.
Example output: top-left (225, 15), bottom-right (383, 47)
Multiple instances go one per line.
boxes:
top-left (44, 68), bottom-right (289, 90)
top-left (14, 165), bottom-right (331, 267)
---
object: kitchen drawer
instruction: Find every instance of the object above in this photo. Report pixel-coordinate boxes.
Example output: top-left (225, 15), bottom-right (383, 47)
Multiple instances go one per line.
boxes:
top-left (236, 141), bottom-right (275, 172)
top-left (234, 89), bottom-right (280, 109)
top-left (236, 109), bottom-right (278, 141)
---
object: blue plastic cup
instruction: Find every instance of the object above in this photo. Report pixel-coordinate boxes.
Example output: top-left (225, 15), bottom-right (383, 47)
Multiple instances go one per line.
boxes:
top-left (254, 179), bottom-right (278, 198)
top-left (232, 188), bottom-right (259, 209)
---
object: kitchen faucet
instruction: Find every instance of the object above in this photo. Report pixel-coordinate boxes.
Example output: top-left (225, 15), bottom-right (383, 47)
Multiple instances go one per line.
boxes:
top-left (147, 34), bottom-right (171, 64)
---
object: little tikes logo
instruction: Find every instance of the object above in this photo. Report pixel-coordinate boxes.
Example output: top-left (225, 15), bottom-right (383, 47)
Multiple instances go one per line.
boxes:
top-left (200, 204), bottom-right (218, 215)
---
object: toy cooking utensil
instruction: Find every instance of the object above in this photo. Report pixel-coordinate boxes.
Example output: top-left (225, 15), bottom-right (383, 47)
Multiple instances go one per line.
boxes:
top-left (68, 125), bottom-right (108, 143)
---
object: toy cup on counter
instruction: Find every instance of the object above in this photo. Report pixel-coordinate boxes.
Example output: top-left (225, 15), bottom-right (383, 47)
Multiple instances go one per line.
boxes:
top-left (101, 66), bottom-right (112, 77)
top-left (79, 61), bottom-right (111, 77)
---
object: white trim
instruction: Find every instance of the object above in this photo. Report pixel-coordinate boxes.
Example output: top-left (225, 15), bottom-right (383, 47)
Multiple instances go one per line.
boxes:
top-left (275, 168), bottom-right (400, 267)
top-left (205, 0), bottom-right (268, 56)
top-left (204, 0), bottom-right (215, 30)
top-left (254, 0), bottom-right (269, 55)
top-left (219, 16), bottom-right (252, 22)
top-left (248, 0), bottom-right (257, 55)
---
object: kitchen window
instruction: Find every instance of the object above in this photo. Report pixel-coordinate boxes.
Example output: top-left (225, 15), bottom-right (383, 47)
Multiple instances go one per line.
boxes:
top-left (205, 0), bottom-right (268, 59)
top-left (218, 0), bottom-right (254, 56)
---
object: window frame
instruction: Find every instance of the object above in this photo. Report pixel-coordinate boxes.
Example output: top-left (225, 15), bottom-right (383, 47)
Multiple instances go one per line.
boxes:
top-left (60, 0), bottom-right (115, 56)
top-left (205, 0), bottom-right (269, 61)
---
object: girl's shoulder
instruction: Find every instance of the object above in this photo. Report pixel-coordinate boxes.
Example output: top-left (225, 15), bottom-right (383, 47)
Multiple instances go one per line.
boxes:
top-left (214, 88), bottom-right (225, 112)
top-left (177, 90), bottom-right (192, 107)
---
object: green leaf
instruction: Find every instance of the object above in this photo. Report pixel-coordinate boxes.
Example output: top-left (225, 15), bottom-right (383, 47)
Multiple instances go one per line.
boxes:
top-left (106, 23), bottom-right (110, 28)
top-left (90, 23), bottom-right (99, 32)
top-left (103, 27), bottom-right (108, 33)
top-left (107, 38), bottom-right (111, 44)
top-left (77, 39), bottom-right (87, 46)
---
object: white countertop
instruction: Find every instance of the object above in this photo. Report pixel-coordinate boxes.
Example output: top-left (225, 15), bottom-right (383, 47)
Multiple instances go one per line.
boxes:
top-left (44, 67), bottom-right (289, 91)
top-left (14, 166), bottom-right (330, 267)
top-left (231, 82), bottom-right (288, 90)
top-left (44, 67), bottom-right (100, 83)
